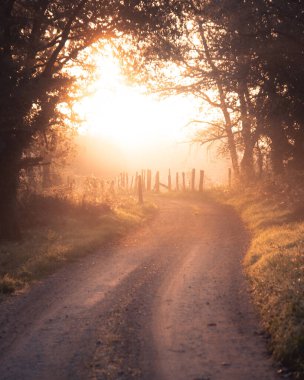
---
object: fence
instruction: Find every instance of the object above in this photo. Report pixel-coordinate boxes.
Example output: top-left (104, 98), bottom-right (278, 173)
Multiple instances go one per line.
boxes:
top-left (39, 167), bottom-right (233, 206)
top-left (109, 168), bottom-right (232, 204)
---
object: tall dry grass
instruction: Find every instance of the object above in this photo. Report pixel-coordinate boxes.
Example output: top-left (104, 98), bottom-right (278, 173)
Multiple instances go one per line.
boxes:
top-left (0, 176), bottom-right (156, 297)
top-left (220, 172), bottom-right (304, 377)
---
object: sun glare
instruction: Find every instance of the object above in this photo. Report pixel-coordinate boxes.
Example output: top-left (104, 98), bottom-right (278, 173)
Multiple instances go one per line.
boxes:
top-left (76, 49), bottom-right (197, 154)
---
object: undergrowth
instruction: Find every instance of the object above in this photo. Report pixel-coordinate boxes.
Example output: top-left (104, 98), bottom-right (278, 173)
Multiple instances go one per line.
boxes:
top-left (218, 172), bottom-right (304, 378)
top-left (0, 193), bottom-right (156, 297)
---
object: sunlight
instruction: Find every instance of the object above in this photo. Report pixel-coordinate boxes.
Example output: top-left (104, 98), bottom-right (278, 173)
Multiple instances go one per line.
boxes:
top-left (76, 48), bottom-right (198, 154)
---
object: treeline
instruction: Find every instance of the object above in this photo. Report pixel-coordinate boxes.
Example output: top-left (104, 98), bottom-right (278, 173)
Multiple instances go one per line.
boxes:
top-left (1, 1), bottom-right (303, 239)
top-left (122, 0), bottom-right (304, 181)
top-left (0, 0), bottom-right (158, 240)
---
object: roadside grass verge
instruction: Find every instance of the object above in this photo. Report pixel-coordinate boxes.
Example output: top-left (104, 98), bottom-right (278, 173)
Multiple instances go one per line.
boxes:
top-left (161, 179), bottom-right (304, 376)
top-left (0, 194), bottom-right (157, 297)
top-left (217, 176), bottom-right (304, 377)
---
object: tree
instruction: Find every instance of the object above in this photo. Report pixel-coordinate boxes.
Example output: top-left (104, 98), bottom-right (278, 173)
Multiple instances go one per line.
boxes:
top-left (117, 1), bottom-right (246, 178)
top-left (119, 0), bottom-right (304, 179)
top-left (212, 0), bottom-right (304, 173)
top-left (0, 0), bottom-right (163, 240)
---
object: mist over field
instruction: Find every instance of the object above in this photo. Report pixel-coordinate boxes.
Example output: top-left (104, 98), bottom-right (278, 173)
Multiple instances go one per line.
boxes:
top-left (73, 134), bottom-right (230, 187)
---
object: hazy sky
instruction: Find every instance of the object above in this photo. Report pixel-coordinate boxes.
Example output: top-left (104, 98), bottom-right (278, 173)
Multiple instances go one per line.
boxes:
top-left (74, 49), bottom-right (230, 187)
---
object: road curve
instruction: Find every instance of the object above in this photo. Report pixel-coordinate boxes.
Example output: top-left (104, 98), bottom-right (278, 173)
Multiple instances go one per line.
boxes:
top-left (0, 197), bottom-right (280, 380)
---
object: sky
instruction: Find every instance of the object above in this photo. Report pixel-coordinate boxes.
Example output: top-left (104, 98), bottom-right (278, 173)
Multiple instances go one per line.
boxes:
top-left (73, 48), bottom-right (231, 187)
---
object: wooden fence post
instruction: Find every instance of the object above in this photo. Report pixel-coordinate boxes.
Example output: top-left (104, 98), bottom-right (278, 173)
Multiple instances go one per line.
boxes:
top-left (199, 170), bottom-right (204, 192)
top-left (168, 169), bottom-right (172, 191)
top-left (135, 172), bottom-right (138, 193)
top-left (110, 180), bottom-right (115, 194)
top-left (191, 168), bottom-right (196, 191)
top-left (147, 169), bottom-right (152, 192)
top-left (138, 175), bottom-right (143, 203)
top-left (182, 172), bottom-right (186, 192)
top-left (142, 170), bottom-right (146, 192)
top-left (176, 172), bottom-right (179, 191)
top-left (130, 176), bottom-right (134, 192)
top-left (228, 168), bottom-right (232, 188)
top-left (155, 171), bottom-right (160, 193)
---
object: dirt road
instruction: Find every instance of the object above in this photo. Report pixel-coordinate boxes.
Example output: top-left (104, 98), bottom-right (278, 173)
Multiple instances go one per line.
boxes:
top-left (0, 197), bottom-right (280, 380)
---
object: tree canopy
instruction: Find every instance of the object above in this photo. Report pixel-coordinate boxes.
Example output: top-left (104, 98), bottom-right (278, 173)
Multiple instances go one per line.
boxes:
top-left (1, 0), bottom-right (304, 239)
top-left (0, 0), bottom-right (162, 239)
top-left (120, 0), bottom-right (304, 180)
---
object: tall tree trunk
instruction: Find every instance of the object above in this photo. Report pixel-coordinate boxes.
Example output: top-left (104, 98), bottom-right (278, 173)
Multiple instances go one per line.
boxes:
top-left (266, 74), bottom-right (286, 175)
top-left (241, 143), bottom-right (255, 179)
top-left (290, 130), bottom-right (304, 170)
top-left (217, 86), bottom-right (240, 177)
top-left (255, 142), bottom-right (264, 178)
top-left (0, 172), bottom-right (21, 241)
top-left (269, 128), bottom-right (285, 174)
top-left (0, 134), bottom-right (23, 240)
top-left (238, 84), bottom-right (256, 181)
top-left (198, 21), bottom-right (240, 177)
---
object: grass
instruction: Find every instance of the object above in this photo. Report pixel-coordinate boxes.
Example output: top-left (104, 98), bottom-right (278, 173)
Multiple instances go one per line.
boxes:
top-left (216, 175), bottom-right (304, 377)
top-left (162, 175), bottom-right (304, 376)
top-left (0, 193), bottom-right (157, 297)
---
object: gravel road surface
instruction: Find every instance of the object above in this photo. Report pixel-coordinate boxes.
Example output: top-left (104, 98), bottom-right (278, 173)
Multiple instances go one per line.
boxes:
top-left (0, 197), bottom-right (280, 380)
